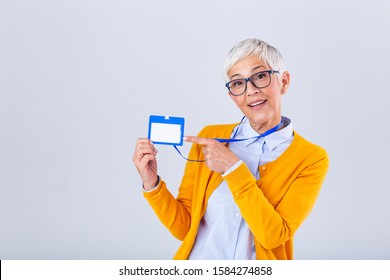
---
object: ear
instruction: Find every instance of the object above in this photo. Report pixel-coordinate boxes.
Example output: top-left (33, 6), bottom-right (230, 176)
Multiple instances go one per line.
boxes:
top-left (280, 71), bottom-right (290, 95)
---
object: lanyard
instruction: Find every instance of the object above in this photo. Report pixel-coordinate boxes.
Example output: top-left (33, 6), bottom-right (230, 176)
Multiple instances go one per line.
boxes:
top-left (174, 117), bottom-right (284, 162)
top-left (214, 117), bottom-right (283, 143)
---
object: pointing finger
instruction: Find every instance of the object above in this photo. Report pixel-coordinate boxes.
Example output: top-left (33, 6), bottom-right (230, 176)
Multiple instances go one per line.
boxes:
top-left (184, 136), bottom-right (214, 145)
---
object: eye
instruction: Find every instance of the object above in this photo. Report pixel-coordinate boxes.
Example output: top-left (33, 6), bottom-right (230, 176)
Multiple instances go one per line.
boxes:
top-left (231, 79), bottom-right (244, 88)
top-left (253, 72), bottom-right (266, 80)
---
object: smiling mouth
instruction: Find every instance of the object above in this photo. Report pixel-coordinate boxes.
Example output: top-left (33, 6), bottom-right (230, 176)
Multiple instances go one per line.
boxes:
top-left (248, 100), bottom-right (267, 107)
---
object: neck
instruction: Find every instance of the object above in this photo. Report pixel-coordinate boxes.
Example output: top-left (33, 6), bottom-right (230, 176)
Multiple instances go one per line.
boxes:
top-left (249, 117), bottom-right (283, 134)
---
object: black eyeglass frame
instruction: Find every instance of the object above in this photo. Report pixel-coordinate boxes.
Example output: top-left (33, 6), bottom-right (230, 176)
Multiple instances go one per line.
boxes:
top-left (225, 70), bottom-right (280, 96)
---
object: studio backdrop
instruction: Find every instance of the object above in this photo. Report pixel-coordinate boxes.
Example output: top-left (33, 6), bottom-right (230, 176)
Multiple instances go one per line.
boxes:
top-left (1, 0), bottom-right (389, 259)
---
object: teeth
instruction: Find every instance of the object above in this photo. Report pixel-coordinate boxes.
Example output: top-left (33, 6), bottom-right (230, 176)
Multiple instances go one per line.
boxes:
top-left (249, 100), bottom-right (265, 107)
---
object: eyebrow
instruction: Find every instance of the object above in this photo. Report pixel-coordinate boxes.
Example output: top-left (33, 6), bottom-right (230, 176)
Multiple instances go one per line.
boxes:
top-left (230, 65), bottom-right (266, 80)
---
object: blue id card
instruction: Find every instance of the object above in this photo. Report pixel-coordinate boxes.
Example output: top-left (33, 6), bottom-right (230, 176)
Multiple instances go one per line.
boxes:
top-left (148, 115), bottom-right (185, 146)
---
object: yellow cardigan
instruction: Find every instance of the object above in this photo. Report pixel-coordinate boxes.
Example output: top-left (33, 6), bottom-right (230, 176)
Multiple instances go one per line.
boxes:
top-left (144, 123), bottom-right (329, 260)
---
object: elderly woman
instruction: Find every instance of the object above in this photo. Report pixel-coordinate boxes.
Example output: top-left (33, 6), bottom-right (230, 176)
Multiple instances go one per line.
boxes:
top-left (132, 38), bottom-right (329, 260)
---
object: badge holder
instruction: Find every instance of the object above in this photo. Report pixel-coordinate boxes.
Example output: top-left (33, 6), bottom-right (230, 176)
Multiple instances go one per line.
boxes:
top-left (148, 115), bottom-right (205, 162)
top-left (148, 115), bottom-right (185, 146)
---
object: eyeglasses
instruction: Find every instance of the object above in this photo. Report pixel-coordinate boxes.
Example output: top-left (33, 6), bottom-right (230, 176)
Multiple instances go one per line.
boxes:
top-left (225, 70), bottom-right (279, 96)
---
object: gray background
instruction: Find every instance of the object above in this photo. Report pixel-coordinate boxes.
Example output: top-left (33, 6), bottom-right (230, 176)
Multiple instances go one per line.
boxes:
top-left (1, 0), bottom-right (389, 259)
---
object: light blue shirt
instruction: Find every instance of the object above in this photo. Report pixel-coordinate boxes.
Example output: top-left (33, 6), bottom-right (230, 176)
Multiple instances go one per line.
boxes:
top-left (189, 116), bottom-right (294, 260)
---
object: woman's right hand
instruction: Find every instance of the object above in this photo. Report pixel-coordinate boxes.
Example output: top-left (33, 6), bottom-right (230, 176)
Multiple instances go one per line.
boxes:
top-left (132, 138), bottom-right (159, 191)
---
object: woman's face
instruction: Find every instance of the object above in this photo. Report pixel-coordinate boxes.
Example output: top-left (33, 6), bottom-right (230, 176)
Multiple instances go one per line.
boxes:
top-left (227, 56), bottom-right (290, 133)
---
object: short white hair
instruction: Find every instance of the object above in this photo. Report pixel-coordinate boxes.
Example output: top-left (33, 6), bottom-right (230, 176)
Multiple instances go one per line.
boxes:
top-left (224, 38), bottom-right (286, 82)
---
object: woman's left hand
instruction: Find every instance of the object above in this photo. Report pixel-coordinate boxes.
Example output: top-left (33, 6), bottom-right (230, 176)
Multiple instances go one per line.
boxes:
top-left (184, 136), bottom-right (240, 174)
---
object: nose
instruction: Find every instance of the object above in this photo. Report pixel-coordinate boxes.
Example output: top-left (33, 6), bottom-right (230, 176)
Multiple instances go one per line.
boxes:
top-left (246, 79), bottom-right (260, 95)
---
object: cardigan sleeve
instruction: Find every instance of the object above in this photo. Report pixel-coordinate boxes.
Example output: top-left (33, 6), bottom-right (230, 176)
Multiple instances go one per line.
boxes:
top-left (224, 147), bottom-right (329, 249)
top-left (143, 132), bottom-right (204, 241)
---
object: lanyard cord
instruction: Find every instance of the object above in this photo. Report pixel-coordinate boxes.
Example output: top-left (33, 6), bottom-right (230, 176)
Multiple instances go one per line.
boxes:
top-left (174, 145), bottom-right (206, 162)
top-left (173, 117), bottom-right (284, 162)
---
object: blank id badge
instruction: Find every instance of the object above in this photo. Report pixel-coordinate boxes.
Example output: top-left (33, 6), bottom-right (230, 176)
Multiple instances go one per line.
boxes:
top-left (148, 115), bottom-right (185, 146)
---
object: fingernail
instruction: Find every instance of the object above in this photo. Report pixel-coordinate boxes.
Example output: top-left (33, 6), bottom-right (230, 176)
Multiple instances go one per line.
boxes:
top-left (183, 136), bottom-right (188, 141)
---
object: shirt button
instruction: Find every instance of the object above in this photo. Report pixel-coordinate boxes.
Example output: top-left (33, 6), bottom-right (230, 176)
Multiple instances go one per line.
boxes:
top-left (261, 166), bottom-right (267, 171)
top-left (235, 213), bottom-right (240, 218)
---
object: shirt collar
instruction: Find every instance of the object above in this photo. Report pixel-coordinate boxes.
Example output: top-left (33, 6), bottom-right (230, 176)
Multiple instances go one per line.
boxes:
top-left (236, 116), bottom-right (293, 150)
